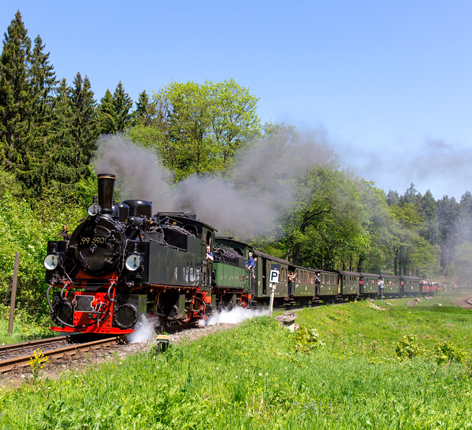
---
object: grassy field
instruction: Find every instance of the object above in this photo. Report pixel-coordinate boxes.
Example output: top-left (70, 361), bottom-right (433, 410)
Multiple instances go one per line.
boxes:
top-left (1, 291), bottom-right (472, 429)
top-left (0, 305), bottom-right (53, 345)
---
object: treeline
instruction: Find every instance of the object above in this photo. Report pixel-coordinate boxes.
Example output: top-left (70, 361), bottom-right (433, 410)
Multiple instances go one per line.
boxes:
top-left (0, 12), bottom-right (471, 318)
top-left (271, 177), bottom-right (472, 286)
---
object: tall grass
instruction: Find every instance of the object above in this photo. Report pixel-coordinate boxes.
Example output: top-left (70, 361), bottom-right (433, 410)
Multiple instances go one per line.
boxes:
top-left (1, 295), bottom-right (472, 429)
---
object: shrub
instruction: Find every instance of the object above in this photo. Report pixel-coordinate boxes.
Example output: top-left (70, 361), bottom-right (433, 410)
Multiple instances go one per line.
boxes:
top-left (395, 335), bottom-right (424, 359)
top-left (433, 341), bottom-right (469, 365)
top-left (292, 324), bottom-right (325, 354)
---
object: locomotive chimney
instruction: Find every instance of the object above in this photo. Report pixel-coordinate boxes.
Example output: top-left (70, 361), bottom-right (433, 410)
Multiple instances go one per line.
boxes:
top-left (97, 173), bottom-right (116, 214)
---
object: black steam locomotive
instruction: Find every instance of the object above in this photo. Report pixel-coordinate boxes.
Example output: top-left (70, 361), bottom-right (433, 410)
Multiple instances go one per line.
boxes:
top-left (44, 174), bottom-right (427, 335)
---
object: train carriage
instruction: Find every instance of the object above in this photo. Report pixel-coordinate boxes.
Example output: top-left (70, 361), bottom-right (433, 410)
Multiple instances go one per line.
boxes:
top-left (401, 276), bottom-right (421, 297)
top-left (382, 275), bottom-right (401, 297)
top-left (253, 250), bottom-right (290, 304)
top-left (213, 237), bottom-right (252, 308)
top-left (360, 272), bottom-right (380, 297)
top-left (317, 270), bottom-right (340, 301)
top-left (339, 271), bottom-right (361, 300)
top-left (290, 266), bottom-right (316, 299)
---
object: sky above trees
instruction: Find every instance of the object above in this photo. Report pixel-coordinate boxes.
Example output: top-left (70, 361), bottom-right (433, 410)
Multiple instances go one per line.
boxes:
top-left (1, 1), bottom-right (471, 199)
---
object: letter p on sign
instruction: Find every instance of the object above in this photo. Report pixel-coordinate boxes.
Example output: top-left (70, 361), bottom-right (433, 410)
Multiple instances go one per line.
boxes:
top-left (270, 270), bottom-right (280, 284)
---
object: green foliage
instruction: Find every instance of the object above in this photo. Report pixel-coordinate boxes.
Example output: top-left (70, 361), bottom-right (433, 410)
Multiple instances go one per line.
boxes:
top-left (395, 334), bottom-right (425, 360)
top-left (99, 82), bottom-right (133, 134)
top-left (0, 187), bottom-right (84, 315)
top-left (291, 324), bottom-right (325, 353)
top-left (433, 341), bottom-right (469, 365)
top-left (0, 11), bottom-right (33, 178)
top-left (129, 79), bottom-right (260, 180)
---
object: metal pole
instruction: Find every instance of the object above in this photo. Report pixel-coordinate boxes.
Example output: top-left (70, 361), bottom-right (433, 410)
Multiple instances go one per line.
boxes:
top-left (8, 252), bottom-right (20, 335)
top-left (269, 284), bottom-right (275, 317)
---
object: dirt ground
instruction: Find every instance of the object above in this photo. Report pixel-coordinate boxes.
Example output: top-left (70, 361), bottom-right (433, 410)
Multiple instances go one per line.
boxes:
top-left (0, 323), bottom-right (236, 391)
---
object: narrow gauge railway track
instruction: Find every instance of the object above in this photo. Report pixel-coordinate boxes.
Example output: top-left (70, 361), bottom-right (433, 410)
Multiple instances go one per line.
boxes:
top-left (0, 334), bottom-right (88, 360)
top-left (0, 336), bottom-right (124, 373)
top-left (0, 321), bottom-right (200, 374)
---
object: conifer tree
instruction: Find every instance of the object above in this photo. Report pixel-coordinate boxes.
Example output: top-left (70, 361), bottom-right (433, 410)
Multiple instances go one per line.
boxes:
top-left (132, 90), bottom-right (159, 127)
top-left (48, 78), bottom-right (78, 194)
top-left (0, 11), bottom-right (32, 175)
top-left (24, 34), bottom-right (57, 197)
top-left (98, 89), bottom-right (116, 134)
top-left (69, 72), bottom-right (99, 169)
top-left (112, 81), bottom-right (132, 132)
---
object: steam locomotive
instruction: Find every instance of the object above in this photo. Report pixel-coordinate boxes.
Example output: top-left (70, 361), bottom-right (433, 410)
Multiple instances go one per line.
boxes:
top-left (44, 174), bottom-right (430, 335)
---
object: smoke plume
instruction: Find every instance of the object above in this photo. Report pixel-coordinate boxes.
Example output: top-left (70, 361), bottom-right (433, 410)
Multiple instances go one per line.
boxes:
top-left (339, 138), bottom-right (472, 199)
top-left (93, 130), bottom-right (333, 238)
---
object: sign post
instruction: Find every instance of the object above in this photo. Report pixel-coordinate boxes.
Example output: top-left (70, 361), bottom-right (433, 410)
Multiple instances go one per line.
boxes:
top-left (269, 269), bottom-right (280, 317)
top-left (8, 252), bottom-right (20, 335)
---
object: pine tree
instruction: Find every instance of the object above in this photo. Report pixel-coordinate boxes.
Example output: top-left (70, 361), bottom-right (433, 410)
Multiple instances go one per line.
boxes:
top-left (98, 89), bottom-right (116, 134)
top-left (69, 72), bottom-right (99, 169)
top-left (133, 89), bottom-right (156, 126)
top-left (48, 78), bottom-right (77, 194)
top-left (24, 34), bottom-right (57, 197)
top-left (0, 11), bottom-right (32, 175)
top-left (112, 81), bottom-right (132, 132)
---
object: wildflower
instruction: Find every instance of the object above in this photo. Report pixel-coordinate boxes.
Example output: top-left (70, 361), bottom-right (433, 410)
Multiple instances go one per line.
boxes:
top-left (245, 369), bottom-right (248, 372)
top-left (265, 373), bottom-right (268, 376)
top-left (258, 373), bottom-right (262, 376)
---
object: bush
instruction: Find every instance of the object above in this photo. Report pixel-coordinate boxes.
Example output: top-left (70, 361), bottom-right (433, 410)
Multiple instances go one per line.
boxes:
top-left (395, 335), bottom-right (424, 359)
top-left (292, 324), bottom-right (325, 354)
top-left (433, 341), bottom-right (469, 365)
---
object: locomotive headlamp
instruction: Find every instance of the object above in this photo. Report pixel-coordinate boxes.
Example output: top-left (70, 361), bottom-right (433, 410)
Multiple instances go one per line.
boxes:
top-left (43, 254), bottom-right (61, 270)
top-left (125, 254), bottom-right (142, 271)
top-left (87, 203), bottom-right (101, 217)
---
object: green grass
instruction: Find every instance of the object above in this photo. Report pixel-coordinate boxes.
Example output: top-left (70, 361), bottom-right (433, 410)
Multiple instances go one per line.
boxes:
top-left (0, 306), bottom-right (54, 345)
top-left (1, 294), bottom-right (472, 429)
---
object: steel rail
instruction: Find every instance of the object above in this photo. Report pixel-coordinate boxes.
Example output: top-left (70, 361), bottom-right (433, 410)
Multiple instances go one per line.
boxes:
top-left (0, 336), bottom-right (122, 373)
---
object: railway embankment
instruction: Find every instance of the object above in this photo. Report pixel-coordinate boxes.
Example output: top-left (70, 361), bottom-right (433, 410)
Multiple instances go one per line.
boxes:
top-left (0, 294), bottom-right (471, 428)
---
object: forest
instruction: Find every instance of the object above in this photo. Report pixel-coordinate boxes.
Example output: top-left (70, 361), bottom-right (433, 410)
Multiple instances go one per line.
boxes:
top-left (1, 11), bottom-right (471, 320)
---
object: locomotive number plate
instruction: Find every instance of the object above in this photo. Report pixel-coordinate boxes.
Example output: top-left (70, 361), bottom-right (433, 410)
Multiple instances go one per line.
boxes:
top-left (80, 236), bottom-right (107, 245)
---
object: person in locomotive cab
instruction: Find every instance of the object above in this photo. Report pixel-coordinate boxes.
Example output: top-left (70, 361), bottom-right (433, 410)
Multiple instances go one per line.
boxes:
top-left (252, 256), bottom-right (258, 278)
top-left (58, 224), bottom-right (71, 241)
top-left (246, 252), bottom-right (255, 272)
top-left (206, 245), bottom-right (214, 262)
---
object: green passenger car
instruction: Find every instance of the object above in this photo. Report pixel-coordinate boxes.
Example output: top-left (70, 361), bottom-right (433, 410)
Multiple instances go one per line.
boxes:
top-left (360, 272), bottom-right (379, 297)
top-left (291, 266), bottom-right (316, 297)
top-left (317, 270), bottom-right (339, 297)
top-left (401, 276), bottom-right (420, 296)
top-left (253, 250), bottom-right (290, 301)
top-left (383, 275), bottom-right (401, 296)
top-left (339, 271), bottom-right (360, 299)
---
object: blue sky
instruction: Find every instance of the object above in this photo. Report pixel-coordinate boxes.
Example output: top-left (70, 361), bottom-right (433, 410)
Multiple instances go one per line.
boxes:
top-left (2, 1), bottom-right (472, 200)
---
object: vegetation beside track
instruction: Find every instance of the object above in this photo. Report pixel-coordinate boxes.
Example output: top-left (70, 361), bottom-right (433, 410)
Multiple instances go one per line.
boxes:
top-left (0, 292), bottom-right (472, 429)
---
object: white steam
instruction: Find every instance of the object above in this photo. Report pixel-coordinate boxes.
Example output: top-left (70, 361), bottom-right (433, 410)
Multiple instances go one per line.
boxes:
top-left (93, 130), bottom-right (333, 238)
top-left (126, 315), bottom-right (157, 343)
top-left (198, 307), bottom-right (269, 326)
